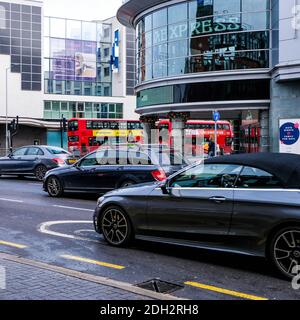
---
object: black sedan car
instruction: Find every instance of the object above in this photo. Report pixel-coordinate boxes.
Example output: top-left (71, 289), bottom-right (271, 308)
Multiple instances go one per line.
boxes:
top-left (0, 146), bottom-right (74, 181)
top-left (94, 153), bottom-right (300, 279)
top-left (43, 147), bottom-right (185, 197)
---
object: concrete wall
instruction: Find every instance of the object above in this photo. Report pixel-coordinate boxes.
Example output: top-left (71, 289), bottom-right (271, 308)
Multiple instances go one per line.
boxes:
top-left (0, 124), bottom-right (46, 154)
top-left (0, 55), bottom-right (44, 119)
top-left (270, 79), bottom-right (300, 151)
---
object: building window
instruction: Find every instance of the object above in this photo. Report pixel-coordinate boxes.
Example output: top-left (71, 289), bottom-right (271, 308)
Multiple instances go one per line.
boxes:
top-left (44, 17), bottom-right (113, 97)
top-left (44, 101), bottom-right (123, 120)
top-left (136, 0), bottom-right (271, 83)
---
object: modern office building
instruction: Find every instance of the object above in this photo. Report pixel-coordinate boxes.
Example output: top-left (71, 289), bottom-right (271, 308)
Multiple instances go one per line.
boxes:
top-left (117, 0), bottom-right (300, 153)
top-left (0, 0), bottom-right (137, 152)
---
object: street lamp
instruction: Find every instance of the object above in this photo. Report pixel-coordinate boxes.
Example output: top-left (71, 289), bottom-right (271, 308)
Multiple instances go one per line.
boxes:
top-left (5, 64), bottom-right (19, 154)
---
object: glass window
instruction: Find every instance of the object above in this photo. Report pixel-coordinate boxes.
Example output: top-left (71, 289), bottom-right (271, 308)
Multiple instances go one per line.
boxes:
top-left (242, 11), bottom-right (269, 30)
top-left (153, 61), bottom-right (167, 78)
top-left (168, 21), bottom-right (188, 41)
top-left (144, 15), bottom-right (152, 32)
top-left (50, 38), bottom-right (66, 57)
top-left (47, 147), bottom-right (68, 155)
top-left (66, 19), bottom-right (82, 40)
top-left (26, 147), bottom-right (43, 156)
top-left (168, 3), bottom-right (187, 25)
top-left (44, 17), bottom-right (50, 37)
top-left (13, 148), bottom-right (28, 157)
top-left (79, 153), bottom-right (99, 167)
top-left (213, 0), bottom-right (241, 15)
top-left (236, 166), bottom-right (283, 189)
top-left (242, 0), bottom-right (269, 12)
top-left (52, 101), bottom-right (60, 112)
top-left (145, 31), bottom-right (152, 48)
top-left (153, 9), bottom-right (167, 29)
top-left (189, 0), bottom-right (213, 19)
top-left (170, 164), bottom-right (243, 188)
top-left (168, 40), bottom-right (187, 58)
top-left (153, 27), bottom-right (168, 45)
top-left (50, 18), bottom-right (66, 38)
top-left (153, 44), bottom-right (167, 62)
top-left (168, 57), bottom-right (188, 76)
top-left (128, 151), bottom-right (151, 165)
top-left (44, 101), bottom-right (51, 111)
top-left (82, 21), bottom-right (96, 41)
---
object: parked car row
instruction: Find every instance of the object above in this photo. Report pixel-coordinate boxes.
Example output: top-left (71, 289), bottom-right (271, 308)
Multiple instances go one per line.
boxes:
top-left (1, 145), bottom-right (300, 279)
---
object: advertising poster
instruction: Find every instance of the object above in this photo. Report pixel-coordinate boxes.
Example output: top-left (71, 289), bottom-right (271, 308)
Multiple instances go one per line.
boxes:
top-left (51, 39), bottom-right (97, 81)
top-left (279, 119), bottom-right (300, 154)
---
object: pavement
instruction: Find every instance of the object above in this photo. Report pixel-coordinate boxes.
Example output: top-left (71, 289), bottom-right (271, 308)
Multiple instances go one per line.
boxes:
top-left (0, 176), bottom-right (300, 300)
top-left (0, 255), bottom-right (151, 300)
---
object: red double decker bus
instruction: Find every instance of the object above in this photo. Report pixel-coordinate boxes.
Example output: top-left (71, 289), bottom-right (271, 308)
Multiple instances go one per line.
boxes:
top-left (68, 118), bottom-right (143, 156)
top-left (158, 119), bottom-right (234, 155)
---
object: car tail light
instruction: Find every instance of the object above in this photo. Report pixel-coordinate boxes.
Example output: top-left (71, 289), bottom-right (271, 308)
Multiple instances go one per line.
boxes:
top-left (52, 158), bottom-right (65, 165)
top-left (151, 169), bottom-right (166, 181)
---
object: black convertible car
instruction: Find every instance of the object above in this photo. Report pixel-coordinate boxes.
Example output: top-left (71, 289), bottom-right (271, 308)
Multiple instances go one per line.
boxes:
top-left (94, 153), bottom-right (300, 279)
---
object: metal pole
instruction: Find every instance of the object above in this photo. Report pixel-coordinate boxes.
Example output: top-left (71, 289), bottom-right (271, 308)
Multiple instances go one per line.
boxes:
top-left (60, 115), bottom-right (63, 149)
top-left (214, 120), bottom-right (217, 157)
top-left (5, 67), bottom-right (9, 155)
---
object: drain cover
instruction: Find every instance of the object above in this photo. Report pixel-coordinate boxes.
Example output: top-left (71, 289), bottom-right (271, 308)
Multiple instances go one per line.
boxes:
top-left (136, 279), bottom-right (183, 294)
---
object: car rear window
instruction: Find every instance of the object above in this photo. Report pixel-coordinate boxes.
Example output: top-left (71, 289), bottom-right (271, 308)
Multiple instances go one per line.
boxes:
top-left (47, 148), bottom-right (69, 155)
top-left (151, 150), bottom-right (186, 166)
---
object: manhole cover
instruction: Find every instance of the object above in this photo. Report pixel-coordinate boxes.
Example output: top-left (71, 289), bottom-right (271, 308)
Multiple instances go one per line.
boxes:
top-left (136, 279), bottom-right (183, 294)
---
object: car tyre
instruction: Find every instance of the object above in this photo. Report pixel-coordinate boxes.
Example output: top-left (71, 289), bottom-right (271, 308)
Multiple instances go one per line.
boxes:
top-left (34, 165), bottom-right (48, 181)
top-left (46, 176), bottom-right (63, 197)
top-left (100, 206), bottom-right (133, 247)
top-left (269, 226), bottom-right (300, 279)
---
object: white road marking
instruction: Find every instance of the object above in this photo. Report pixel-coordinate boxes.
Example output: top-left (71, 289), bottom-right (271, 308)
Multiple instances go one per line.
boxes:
top-left (38, 220), bottom-right (98, 243)
top-left (53, 205), bottom-right (94, 212)
top-left (0, 198), bottom-right (24, 203)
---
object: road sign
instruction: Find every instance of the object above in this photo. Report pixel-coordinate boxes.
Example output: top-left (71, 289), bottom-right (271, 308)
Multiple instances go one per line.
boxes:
top-left (213, 111), bottom-right (221, 122)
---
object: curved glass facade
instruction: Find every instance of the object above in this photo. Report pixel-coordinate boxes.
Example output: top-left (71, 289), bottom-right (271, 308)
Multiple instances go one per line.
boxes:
top-left (136, 0), bottom-right (271, 83)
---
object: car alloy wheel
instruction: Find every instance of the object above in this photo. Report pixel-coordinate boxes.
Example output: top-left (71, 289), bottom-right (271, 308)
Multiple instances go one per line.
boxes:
top-left (47, 176), bottom-right (63, 197)
top-left (272, 228), bottom-right (300, 279)
top-left (35, 165), bottom-right (47, 181)
top-left (101, 207), bottom-right (132, 247)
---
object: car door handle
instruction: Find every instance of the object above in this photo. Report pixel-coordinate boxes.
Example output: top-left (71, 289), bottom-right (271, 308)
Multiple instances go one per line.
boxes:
top-left (209, 196), bottom-right (227, 203)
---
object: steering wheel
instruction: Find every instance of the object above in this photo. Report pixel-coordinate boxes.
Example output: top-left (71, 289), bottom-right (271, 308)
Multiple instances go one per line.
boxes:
top-left (221, 174), bottom-right (233, 188)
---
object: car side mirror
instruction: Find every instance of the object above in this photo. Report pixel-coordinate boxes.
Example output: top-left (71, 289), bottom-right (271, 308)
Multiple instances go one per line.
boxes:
top-left (8, 153), bottom-right (13, 158)
top-left (160, 180), bottom-right (171, 195)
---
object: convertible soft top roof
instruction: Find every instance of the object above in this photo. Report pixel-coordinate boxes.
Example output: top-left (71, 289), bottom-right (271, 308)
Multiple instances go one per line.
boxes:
top-left (205, 153), bottom-right (300, 189)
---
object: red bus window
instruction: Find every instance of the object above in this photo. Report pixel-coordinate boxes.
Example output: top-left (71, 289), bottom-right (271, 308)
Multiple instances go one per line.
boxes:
top-left (68, 120), bottom-right (78, 131)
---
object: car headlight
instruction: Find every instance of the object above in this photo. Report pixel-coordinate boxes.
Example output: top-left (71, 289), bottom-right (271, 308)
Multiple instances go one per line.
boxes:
top-left (97, 196), bottom-right (105, 207)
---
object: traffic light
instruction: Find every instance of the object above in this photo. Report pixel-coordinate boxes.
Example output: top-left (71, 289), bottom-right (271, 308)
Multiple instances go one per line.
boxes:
top-left (62, 117), bottom-right (68, 132)
top-left (9, 116), bottom-right (19, 133)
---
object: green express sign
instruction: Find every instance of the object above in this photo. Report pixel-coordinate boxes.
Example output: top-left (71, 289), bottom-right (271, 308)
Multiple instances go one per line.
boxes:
top-left (153, 18), bottom-right (242, 44)
top-left (191, 19), bottom-right (241, 36)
